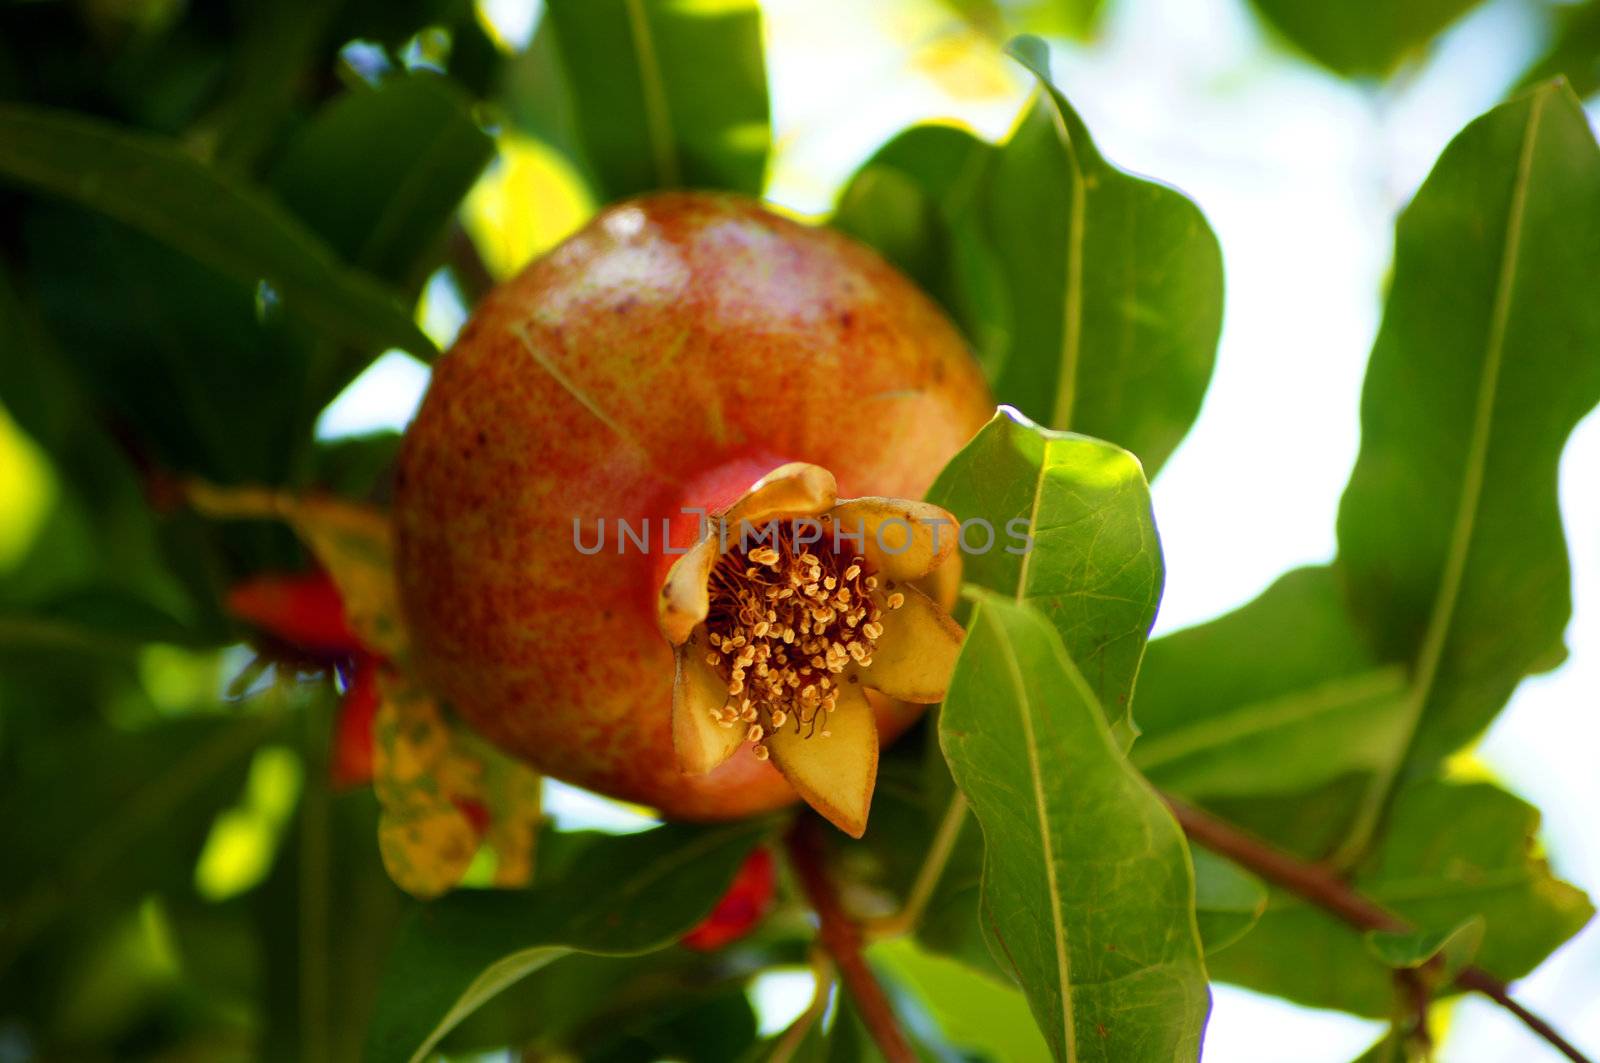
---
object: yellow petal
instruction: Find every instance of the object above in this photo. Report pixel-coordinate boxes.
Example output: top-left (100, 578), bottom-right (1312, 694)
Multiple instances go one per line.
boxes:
top-left (659, 536), bottom-right (721, 645)
top-left (827, 497), bottom-right (958, 583)
top-left (673, 638), bottom-right (743, 774)
top-left (916, 547), bottom-right (963, 613)
top-left (658, 463), bottom-right (838, 645)
top-left (859, 584), bottom-right (963, 703)
top-left (766, 681), bottom-right (879, 838)
top-left (722, 462), bottom-right (838, 527)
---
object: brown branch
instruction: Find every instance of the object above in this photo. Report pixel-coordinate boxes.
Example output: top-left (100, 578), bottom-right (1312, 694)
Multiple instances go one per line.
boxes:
top-left (785, 816), bottom-right (915, 1063)
top-left (1456, 967), bottom-right (1593, 1063)
top-left (1161, 793), bottom-right (1593, 1063)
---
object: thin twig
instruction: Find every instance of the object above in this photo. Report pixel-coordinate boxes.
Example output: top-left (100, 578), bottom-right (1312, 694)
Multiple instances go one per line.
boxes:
top-left (1456, 968), bottom-right (1593, 1063)
top-left (1161, 793), bottom-right (1593, 1063)
top-left (868, 792), bottom-right (969, 939)
top-left (785, 816), bottom-right (916, 1063)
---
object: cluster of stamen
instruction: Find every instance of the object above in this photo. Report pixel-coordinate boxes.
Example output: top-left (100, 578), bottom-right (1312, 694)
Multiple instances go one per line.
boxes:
top-left (702, 520), bottom-right (906, 760)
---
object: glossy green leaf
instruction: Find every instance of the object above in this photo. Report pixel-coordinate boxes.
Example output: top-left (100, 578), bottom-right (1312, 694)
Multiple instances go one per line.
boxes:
top-left (1334, 82), bottom-right (1600, 857)
top-left (1133, 567), bottom-right (1409, 812)
top-left (927, 407), bottom-right (1163, 746)
top-left (1244, 0), bottom-right (1481, 77)
top-left (1207, 780), bottom-right (1593, 1016)
top-left (544, 0), bottom-right (769, 200)
top-left (833, 40), bottom-right (1222, 476)
top-left (1191, 849), bottom-right (1267, 956)
top-left (0, 104), bottom-right (435, 360)
top-left (940, 590), bottom-right (1209, 1060)
top-left (1363, 915), bottom-right (1484, 980)
top-left (271, 73), bottom-right (493, 293)
top-left (365, 821), bottom-right (768, 1063)
top-left (991, 37), bottom-right (1222, 474)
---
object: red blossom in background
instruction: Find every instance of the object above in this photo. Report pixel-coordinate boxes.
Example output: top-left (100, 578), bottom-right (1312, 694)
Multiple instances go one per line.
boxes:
top-left (226, 570), bottom-right (378, 789)
top-left (680, 847), bottom-right (777, 951)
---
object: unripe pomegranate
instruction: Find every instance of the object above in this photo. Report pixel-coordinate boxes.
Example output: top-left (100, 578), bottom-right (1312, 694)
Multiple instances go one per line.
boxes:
top-left (394, 192), bottom-right (992, 836)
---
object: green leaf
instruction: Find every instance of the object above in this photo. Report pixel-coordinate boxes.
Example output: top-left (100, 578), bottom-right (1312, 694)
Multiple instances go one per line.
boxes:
top-left (1363, 915), bottom-right (1484, 979)
top-left (831, 124), bottom-right (1008, 377)
top-left (544, 0), bottom-right (770, 200)
top-left (441, 945), bottom-right (793, 1058)
top-left (991, 37), bottom-right (1222, 474)
top-left (1133, 567), bottom-right (1410, 811)
top-left (270, 73), bottom-right (493, 293)
top-left (836, 42), bottom-right (1223, 477)
top-left (939, 590), bottom-right (1209, 1060)
top-left (927, 407), bottom-right (1163, 747)
top-left (1517, 1), bottom-right (1600, 99)
top-left (1333, 82), bottom-right (1600, 857)
top-left (0, 713), bottom-right (279, 972)
top-left (365, 821), bottom-right (768, 1063)
top-left (1191, 849), bottom-right (1267, 956)
top-left (1243, 0), bottom-right (1481, 77)
top-left (1207, 779), bottom-right (1593, 1016)
top-left (0, 103), bottom-right (435, 360)
top-left (871, 936), bottom-right (1054, 1062)
top-left (20, 204), bottom-right (323, 484)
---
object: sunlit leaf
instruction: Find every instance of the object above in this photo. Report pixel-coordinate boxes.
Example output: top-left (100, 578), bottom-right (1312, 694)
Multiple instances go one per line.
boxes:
top-left (834, 41), bottom-right (1222, 476)
top-left (1207, 780), bottom-right (1593, 1016)
top-left (1134, 567), bottom-right (1410, 814)
top-left (927, 407), bottom-right (1162, 746)
top-left (1364, 915), bottom-right (1484, 983)
top-left (871, 936), bottom-right (1054, 1062)
top-left (365, 821), bottom-right (768, 1063)
top-left (940, 590), bottom-right (1209, 1060)
top-left (1333, 82), bottom-right (1600, 859)
top-left (1191, 848), bottom-right (1267, 956)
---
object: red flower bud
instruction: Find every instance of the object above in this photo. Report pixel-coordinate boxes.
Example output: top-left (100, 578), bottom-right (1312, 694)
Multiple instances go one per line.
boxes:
top-left (331, 655), bottom-right (379, 790)
top-left (680, 847), bottom-right (776, 951)
top-left (226, 571), bottom-right (362, 655)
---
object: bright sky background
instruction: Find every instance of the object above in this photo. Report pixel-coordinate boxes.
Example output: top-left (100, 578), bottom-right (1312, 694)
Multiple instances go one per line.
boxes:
top-left (324, 0), bottom-right (1600, 1057)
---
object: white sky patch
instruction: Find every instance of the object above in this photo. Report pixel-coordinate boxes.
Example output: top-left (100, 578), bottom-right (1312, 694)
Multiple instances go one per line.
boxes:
top-left (541, 778), bottom-right (661, 834)
top-left (747, 968), bottom-right (817, 1035)
top-left (314, 350), bottom-right (431, 440)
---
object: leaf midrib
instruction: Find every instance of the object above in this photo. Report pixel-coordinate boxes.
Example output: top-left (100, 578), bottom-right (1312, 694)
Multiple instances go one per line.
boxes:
top-left (1132, 666), bottom-right (1408, 772)
top-left (986, 606), bottom-right (1076, 1058)
top-left (1337, 88), bottom-right (1549, 865)
top-left (623, 0), bottom-right (681, 188)
top-left (1045, 95), bottom-right (1086, 430)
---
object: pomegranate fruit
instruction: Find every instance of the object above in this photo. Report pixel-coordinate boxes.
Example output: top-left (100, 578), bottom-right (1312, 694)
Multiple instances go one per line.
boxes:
top-left (394, 192), bottom-right (992, 836)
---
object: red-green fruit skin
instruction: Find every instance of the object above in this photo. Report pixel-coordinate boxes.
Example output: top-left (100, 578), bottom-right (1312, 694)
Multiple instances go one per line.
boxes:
top-left (394, 192), bottom-right (993, 821)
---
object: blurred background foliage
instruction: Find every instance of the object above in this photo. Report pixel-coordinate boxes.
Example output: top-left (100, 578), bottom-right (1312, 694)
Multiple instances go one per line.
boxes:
top-left (0, 0), bottom-right (1597, 1059)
